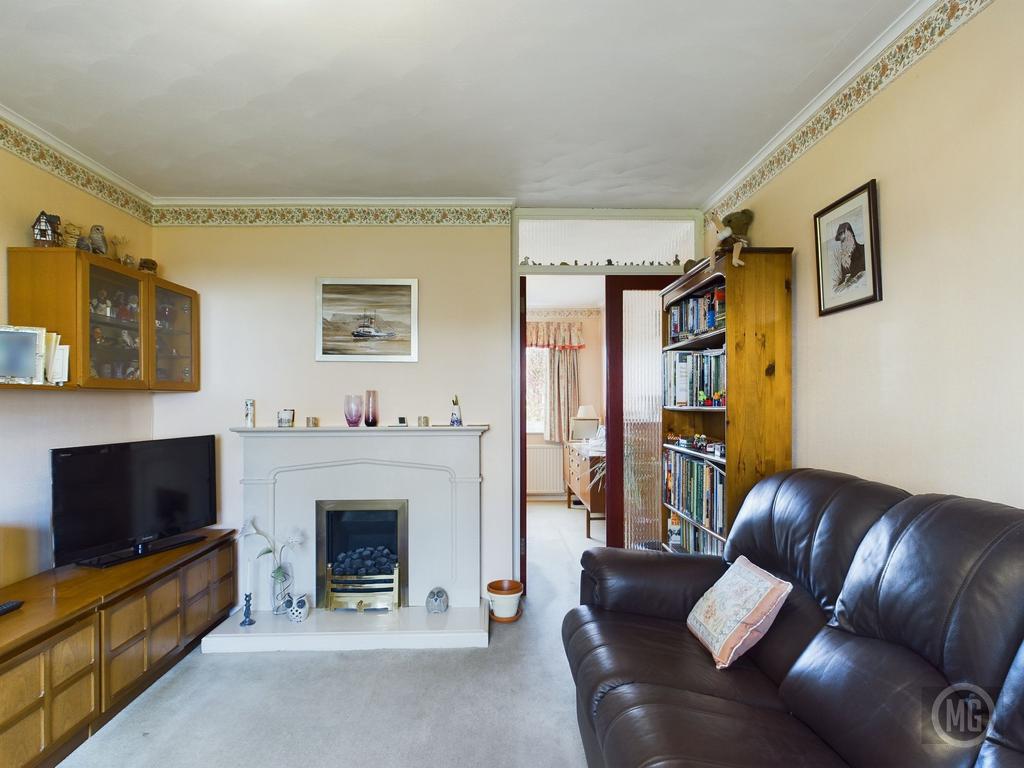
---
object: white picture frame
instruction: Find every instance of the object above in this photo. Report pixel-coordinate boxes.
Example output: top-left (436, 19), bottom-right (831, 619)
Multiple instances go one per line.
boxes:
top-left (316, 278), bottom-right (419, 362)
top-left (0, 325), bottom-right (46, 384)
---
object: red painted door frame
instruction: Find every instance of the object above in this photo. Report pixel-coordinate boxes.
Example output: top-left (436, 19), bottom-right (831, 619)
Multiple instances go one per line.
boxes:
top-left (604, 275), bottom-right (676, 549)
top-left (519, 276), bottom-right (528, 589)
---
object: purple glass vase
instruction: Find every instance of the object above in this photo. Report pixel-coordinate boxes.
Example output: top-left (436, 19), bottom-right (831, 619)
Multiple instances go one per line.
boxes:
top-left (344, 395), bottom-right (363, 427)
top-left (364, 390), bottom-right (379, 427)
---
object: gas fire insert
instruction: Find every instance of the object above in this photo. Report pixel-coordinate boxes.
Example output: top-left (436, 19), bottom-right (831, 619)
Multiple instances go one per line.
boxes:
top-left (315, 499), bottom-right (409, 611)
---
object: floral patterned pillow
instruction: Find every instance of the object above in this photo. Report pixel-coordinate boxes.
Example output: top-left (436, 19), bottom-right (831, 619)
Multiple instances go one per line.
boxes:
top-left (686, 555), bottom-right (793, 669)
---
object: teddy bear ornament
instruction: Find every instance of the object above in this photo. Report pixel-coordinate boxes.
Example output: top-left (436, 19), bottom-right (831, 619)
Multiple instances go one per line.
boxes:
top-left (709, 209), bottom-right (754, 268)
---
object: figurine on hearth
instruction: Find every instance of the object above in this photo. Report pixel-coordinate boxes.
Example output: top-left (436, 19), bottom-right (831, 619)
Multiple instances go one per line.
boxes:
top-left (709, 209), bottom-right (754, 267)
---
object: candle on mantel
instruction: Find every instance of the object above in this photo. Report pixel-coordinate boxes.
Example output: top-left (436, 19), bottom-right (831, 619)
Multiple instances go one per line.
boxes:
top-left (246, 558), bottom-right (254, 595)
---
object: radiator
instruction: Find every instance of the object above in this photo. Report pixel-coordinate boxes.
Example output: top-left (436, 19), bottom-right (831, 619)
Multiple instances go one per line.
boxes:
top-left (527, 443), bottom-right (564, 495)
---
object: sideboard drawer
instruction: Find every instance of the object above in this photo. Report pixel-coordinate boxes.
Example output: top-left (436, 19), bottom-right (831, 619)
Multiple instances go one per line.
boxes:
top-left (148, 574), bottom-right (180, 626)
top-left (50, 621), bottom-right (96, 688)
top-left (106, 637), bottom-right (146, 706)
top-left (105, 593), bottom-right (147, 652)
top-left (0, 705), bottom-right (44, 767)
top-left (183, 557), bottom-right (211, 600)
top-left (0, 654), bottom-right (44, 723)
top-left (212, 544), bottom-right (234, 582)
top-left (50, 672), bottom-right (96, 744)
top-left (149, 614), bottom-right (180, 668)
top-left (183, 592), bottom-right (211, 641)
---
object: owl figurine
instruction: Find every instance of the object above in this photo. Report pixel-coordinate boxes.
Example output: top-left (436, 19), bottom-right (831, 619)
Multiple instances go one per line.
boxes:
top-left (284, 593), bottom-right (310, 623)
top-left (426, 587), bottom-right (449, 614)
top-left (89, 225), bottom-right (108, 255)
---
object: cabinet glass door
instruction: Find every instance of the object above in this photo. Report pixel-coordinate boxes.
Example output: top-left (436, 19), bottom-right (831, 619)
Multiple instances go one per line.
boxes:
top-left (152, 280), bottom-right (198, 390)
top-left (84, 259), bottom-right (147, 388)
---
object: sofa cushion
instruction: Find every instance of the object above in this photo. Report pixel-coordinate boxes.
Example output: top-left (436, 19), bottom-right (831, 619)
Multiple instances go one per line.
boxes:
top-left (725, 469), bottom-right (909, 612)
top-left (594, 683), bottom-right (847, 768)
top-left (978, 638), bottom-right (1024, 766)
top-left (780, 627), bottom-right (977, 768)
top-left (832, 494), bottom-right (1024, 691)
top-left (562, 605), bottom-right (786, 725)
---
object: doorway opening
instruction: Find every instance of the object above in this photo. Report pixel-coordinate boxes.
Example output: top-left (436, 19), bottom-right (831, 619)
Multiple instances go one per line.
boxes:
top-left (513, 210), bottom-right (701, 590)
top-left (519, 273), bottom-right (677, 591)
top-left (523, 275), bottom-right (608, 587)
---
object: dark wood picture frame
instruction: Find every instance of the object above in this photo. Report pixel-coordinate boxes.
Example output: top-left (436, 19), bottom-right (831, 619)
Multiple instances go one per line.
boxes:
top-left (813, 179), bottom-right (881, 315)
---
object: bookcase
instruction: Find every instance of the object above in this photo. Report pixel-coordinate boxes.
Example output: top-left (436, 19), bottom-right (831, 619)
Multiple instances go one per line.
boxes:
top-left (660, 248), bottom-right (792, 554)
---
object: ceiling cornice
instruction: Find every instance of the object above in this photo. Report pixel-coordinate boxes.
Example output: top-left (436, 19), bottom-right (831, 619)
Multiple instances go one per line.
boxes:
top-left (0, 106), bottom-right (513, 226)
top-left (0, 103), bottom-right (154, 222)
top-left (704, 0), bottom-right (994, 217)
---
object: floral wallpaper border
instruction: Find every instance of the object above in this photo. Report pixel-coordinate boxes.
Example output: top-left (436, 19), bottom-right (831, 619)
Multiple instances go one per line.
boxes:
top-left (149, 205), bottom-right (511, 227)
top-left (706, 0), bottom-right (993, 218)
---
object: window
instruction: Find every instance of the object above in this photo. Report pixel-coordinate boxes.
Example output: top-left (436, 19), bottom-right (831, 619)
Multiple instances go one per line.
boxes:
top-left (525, 347), bottom-right (549, 434)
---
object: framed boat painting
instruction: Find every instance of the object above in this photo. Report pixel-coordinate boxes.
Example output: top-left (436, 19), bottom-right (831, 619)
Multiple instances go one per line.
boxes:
top-left (814, 179), bottom-right (882, 315)
top-left (316, 278), bottom-right (419, 362)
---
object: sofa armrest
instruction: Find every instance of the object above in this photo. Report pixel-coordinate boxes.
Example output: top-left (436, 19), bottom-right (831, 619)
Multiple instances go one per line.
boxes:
top-left (580, 547), bottom-right (728, 622)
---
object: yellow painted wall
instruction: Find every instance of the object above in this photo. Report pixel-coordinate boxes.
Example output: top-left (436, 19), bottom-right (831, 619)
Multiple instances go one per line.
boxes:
top-left (149, 225), bottom-right (515, 590)
top-left (705, 0), bottom-right (1023, 504)
top-left (0, 151), bottom-right (154, 586)
top-left (579, 311), bottom-right (606, 423)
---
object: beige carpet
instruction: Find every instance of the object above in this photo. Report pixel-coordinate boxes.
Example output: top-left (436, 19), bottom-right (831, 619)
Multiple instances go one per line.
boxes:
top-left (62, 500), bottom-right (604, 768)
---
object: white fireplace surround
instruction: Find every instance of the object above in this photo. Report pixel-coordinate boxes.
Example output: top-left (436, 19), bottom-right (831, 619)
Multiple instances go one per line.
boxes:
top-left (230, 426), bottom-right (488, 614)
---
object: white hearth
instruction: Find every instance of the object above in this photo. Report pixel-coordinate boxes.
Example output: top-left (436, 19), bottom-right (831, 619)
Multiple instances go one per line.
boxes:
top-left (203, 425), bottom-right (490, 652)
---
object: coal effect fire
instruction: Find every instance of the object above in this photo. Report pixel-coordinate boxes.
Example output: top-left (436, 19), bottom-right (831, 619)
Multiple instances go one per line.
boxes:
top-left (332, 546), bottom-right (398, 576)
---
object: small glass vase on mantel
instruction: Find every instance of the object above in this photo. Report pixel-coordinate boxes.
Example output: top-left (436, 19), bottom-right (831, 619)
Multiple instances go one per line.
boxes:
top-left (364, 390), bottom-right (379, 427)
top-left (270, 561), bottom-right (294, 615)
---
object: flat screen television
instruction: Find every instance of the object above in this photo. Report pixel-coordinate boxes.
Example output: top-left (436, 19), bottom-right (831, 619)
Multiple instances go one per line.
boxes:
top-left (51, 435), bottom-right (217, 567)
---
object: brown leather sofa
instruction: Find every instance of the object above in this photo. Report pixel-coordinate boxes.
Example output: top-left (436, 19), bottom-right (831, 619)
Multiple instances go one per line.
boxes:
top-left (562, 469), bottom-right (1024, 767)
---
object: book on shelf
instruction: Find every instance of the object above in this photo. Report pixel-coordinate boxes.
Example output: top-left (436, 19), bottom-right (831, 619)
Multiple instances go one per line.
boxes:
top-left (663, 348), bottom-right (726, 407)
top-left (668, 286), bottom-right (725, 343)
top-left (663, 449), bottom-right (726, 535)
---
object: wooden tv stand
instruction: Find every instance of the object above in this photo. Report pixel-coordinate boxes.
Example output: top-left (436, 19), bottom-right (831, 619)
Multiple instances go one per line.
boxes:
top-left (0, 528), bottom-right (235, 768)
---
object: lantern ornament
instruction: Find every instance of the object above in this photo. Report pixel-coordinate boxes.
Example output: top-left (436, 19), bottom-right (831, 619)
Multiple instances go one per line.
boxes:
top-left (32, 211), bottom-right (61, 247)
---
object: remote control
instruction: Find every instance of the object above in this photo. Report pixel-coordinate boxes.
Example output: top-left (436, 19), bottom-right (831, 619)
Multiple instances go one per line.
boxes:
top-left (0, 599), bottom-right (24, 617)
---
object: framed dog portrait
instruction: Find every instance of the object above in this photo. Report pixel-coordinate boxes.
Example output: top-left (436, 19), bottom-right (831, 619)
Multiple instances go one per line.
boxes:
top-left (814, 180), bottom-right (881, 315)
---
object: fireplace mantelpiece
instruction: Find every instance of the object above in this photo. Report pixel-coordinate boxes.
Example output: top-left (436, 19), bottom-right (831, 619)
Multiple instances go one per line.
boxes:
top-left (205, 425), bottom-right (489, 652)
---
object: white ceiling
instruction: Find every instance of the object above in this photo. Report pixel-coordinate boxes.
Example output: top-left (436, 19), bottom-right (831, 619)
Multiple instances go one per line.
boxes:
top-left (527, 275), bottom-right (605, 310)
top-left (0, 1), bottom-right (915, 205)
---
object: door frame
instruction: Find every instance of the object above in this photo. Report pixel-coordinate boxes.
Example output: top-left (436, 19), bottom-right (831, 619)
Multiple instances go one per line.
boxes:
top-left (512, 208), bottom-right (702, 582)
top-left (604, 275), bottom-right (678, 549)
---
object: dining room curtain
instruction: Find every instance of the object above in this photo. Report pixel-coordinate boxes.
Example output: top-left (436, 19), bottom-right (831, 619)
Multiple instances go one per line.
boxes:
top-left (526, 319), bottom-right (584, 443)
